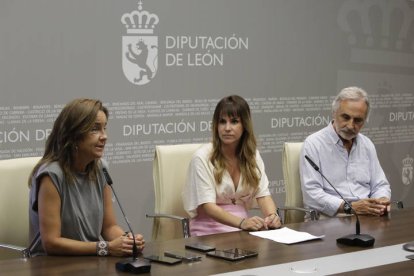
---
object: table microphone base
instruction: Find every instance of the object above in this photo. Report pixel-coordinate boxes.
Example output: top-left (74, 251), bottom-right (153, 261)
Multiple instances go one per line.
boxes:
top-left (116, 257), bottom-right (151, 274)
top-left (337, 234), bottom-right (375, 247)
top-left (403, 242), bottom-right (414, 252)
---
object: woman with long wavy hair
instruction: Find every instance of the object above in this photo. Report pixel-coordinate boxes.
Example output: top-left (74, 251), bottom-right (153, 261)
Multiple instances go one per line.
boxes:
top-left (183, 95), bottom-right (281, 236)
top-left (28, 98), bottom-right (145, 256)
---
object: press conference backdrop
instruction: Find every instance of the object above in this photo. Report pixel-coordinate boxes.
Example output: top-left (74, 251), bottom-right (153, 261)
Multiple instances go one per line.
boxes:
top-left (1, 0), bottom-right (414, 240)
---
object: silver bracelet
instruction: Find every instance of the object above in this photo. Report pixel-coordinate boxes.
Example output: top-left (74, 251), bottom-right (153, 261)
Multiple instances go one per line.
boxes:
top-left (238, 218), bottom-right (245, 229)
top-left (96, 241), bottom-right (109, 256)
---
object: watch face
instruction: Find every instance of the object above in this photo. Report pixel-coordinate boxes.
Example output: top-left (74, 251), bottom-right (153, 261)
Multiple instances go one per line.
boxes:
top-left (344, 203), bottom-right (352, 214)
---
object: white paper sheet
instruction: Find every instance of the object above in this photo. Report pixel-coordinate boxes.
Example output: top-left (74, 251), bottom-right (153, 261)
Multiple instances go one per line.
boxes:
top-left (249, 227), bottom-right (324, 244)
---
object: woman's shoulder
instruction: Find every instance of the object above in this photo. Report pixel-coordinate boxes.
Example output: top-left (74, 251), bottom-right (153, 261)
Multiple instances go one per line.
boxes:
top-left (37, 161), bottom-right (62, 175)
top-left (189, 143), bottom-right (213, 168)
top-left (193, 143), bottom-right (212, 157)
top-left (255, 149), bottom-right (263, 159)
top-left (34, 161), bottom-right (65, 187)
top-left (254, 149), bottom-right (265, 167)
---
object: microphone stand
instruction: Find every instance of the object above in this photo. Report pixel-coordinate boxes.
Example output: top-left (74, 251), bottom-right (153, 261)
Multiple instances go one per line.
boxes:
top-left (103, 168), bottom-right (151, 274)
top-left (304, 155), bottom-right (375, 247)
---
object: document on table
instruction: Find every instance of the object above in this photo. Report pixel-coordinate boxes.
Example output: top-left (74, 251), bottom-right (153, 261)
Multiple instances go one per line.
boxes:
top-left (249, 227), bottom-right (324, 244)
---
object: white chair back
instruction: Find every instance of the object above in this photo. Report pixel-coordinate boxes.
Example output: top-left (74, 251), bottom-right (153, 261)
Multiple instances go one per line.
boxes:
top-left (0, 156), bottom-right (41, 247)
top-left (282, 142), bottom-right (305, 223)
top-left (151, 143), bottom-right (204, 241)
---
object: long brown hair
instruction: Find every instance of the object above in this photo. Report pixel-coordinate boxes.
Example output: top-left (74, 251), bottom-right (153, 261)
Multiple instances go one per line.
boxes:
top-left (210, 95), bottom-right (260, 189)
top-left (29, 98), bottom-right (108, 186)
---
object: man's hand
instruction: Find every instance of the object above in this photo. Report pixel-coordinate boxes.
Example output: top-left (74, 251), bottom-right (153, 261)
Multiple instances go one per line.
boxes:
top-left (352, 197), bottom-right (390, 216)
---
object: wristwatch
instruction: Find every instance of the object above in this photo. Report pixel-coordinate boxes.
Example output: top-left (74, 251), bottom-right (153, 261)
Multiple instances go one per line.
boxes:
top-left (343, 202), bottom-right (352, 214)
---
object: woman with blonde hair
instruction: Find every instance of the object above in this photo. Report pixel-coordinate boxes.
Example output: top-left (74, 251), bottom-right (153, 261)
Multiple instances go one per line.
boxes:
top-left (183, 95), bottom-right (281, 236)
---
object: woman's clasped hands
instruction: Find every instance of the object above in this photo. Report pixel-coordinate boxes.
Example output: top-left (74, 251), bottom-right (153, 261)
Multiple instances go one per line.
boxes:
top-left (108, 233), bottom-right (145, 257)
top-left (240, 213), bottom-right (281, 231)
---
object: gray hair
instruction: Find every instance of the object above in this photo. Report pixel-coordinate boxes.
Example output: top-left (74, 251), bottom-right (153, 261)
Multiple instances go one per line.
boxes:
top-left (332, 86), bottom-right (370, 118)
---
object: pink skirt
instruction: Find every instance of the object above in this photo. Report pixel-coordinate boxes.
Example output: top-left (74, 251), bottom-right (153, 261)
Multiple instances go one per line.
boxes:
top-left (190, 204), bottom-right (248, 236)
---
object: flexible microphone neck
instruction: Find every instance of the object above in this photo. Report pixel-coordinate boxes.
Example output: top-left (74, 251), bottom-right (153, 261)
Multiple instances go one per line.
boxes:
top-left (305, 155), bottom-right (360, 235)
top-left (103, 168), bottom-right (138, 260)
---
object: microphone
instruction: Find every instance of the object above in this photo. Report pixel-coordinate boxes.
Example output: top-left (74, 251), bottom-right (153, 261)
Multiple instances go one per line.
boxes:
top-left (102, 168), bottom-right (151, 274)
top-left (304, 155), bottom-right (375, 247)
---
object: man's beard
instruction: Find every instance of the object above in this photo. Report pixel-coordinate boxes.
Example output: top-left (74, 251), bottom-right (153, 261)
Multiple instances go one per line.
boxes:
top-left (338, 128), bottom-right (357, 141)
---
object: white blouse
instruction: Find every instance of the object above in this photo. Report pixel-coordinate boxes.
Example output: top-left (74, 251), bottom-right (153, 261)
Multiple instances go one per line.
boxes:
top-left (182, 143), bottom-right (271, 218)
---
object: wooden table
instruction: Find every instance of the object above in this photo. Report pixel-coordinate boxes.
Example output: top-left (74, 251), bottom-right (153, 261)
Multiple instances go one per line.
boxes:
top-left (1, 208), bottom-right (414, 275)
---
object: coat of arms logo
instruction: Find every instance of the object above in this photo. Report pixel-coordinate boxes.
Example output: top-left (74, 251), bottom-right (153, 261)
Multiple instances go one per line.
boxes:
top-left (121, 1), bottom-right (159, 85)
top-left (402, 155), bottom-right (413, 186)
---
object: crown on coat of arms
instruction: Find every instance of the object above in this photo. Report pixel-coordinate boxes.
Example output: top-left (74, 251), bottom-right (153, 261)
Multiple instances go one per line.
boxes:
top-left (121, 0), bottom-right (159, 35)
top-left (403, 155), bottom-right (413, 167)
